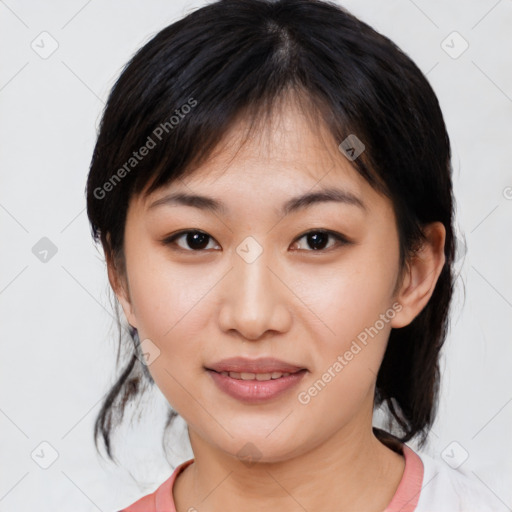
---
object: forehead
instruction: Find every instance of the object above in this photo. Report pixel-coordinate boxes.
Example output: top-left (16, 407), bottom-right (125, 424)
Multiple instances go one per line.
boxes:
top-left (141, 101), bottom-right (372, 210)
top-left (209, 101), bottom-right (340, 174)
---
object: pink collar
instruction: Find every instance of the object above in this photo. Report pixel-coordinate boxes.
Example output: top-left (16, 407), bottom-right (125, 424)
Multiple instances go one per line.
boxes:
top-left (383, 443), bottom-right (424, 512)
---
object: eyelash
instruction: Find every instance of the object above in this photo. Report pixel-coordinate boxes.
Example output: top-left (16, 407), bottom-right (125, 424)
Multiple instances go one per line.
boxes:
top-left (161, 229), bottom-right (351, 253)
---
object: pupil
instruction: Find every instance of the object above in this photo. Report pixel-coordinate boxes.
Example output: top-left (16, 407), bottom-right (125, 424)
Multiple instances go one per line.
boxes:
top-left (188, 232), bottom-right (209, 250)
top-left (308, 232), bottom-right (328, 250)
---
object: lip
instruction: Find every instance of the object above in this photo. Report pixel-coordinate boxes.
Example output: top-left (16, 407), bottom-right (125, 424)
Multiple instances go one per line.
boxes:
top-left (207, 368), bottom-right (308, 404)
top-left (206, 357), bottom-right (306, 374)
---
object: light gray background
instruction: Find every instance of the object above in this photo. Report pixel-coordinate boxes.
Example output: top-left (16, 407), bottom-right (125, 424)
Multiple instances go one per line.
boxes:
top-left (1, 1), bottom-right (511, 510)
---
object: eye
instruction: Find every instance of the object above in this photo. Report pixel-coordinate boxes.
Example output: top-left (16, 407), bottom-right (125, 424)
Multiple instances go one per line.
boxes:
top-left (291, 230), bottom-right (351, 252)
top-left (162, 230), bottom-right (220, 252)
top-left (162, 229), bottom-right (351, 253)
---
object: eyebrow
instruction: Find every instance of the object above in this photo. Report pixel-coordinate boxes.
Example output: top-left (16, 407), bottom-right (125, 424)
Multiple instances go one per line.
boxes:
top-left (147, 187), bottom-right (366, 216)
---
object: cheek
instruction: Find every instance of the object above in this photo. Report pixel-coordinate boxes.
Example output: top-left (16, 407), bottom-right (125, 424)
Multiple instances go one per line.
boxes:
top-left (295, 239), bottom-right (399, 398)
top-left (126, 247), bottom-right (215, 340)
top-left (125, 257), bottom-right (218, 412)
top-left (305, 243), bottom-right (399, 338)
top-left (292, 266), bottom-right (397, 434)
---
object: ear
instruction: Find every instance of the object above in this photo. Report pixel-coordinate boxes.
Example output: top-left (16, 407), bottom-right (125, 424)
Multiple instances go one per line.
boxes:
top-left (391, 222), bottom-right (446, 328)
top-left (105, 248), bottom-right (138, 329)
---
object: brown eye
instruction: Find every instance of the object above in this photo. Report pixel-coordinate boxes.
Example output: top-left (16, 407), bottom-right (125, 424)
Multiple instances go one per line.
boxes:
top-left (292, 230), bottom-right (350, 252)
top-left (163, 230), bottom-right (220, 251)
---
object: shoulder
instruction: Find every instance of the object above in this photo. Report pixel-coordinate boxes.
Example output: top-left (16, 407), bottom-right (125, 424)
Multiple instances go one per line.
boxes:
top-left (118, 459), bottom-right (194, 512)
top-left (414, 449), bottom-right (509, 512)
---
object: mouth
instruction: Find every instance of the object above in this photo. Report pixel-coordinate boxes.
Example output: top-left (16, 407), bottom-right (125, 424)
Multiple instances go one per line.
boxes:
top-left (211, 370), bottom-right (301, 381)
top-left (204, 358), bottom-right (308, 403)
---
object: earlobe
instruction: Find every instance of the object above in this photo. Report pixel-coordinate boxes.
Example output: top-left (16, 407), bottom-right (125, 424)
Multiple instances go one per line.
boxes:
top-left (390, 222), bottom-right (446, 329)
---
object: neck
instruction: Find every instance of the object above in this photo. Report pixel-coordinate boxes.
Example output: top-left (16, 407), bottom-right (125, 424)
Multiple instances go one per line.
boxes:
top-left (174, 423), bottom-right (405, 512)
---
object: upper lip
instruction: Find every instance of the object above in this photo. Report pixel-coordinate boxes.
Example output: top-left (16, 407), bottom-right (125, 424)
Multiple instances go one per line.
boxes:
top-left (206, 357), bottom-right (306, 374)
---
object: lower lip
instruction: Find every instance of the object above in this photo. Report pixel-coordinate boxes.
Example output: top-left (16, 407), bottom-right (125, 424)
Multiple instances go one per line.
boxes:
top-left (207, 369), bottom-right (307, 404)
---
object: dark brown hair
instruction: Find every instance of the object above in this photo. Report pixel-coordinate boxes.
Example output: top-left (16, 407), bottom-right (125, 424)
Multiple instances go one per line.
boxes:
top-left (86, 0), bottom-right (455, 462)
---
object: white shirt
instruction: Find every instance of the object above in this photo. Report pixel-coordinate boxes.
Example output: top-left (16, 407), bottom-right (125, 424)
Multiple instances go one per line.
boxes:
top-left (410, 447), bottom-right (509, 511)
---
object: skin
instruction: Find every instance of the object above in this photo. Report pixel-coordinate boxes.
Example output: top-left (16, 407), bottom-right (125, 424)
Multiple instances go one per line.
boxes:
top-left (109, 98), bottom-right (446, 512)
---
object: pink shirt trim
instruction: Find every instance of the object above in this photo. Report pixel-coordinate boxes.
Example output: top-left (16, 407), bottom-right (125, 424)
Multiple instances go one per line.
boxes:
top-left (120, 443), bottom-right (424, 512)
top-left (384, 444), bottom-right (424, 512)
top-left (119, 459), bottom-right (193, 512)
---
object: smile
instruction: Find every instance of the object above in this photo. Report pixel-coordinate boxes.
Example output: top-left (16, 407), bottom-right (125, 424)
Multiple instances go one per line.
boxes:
top-left (207, 368), bottom-right (308, 403)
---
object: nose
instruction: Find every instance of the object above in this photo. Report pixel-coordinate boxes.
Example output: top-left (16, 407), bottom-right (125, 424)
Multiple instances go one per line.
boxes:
top-left (217, 244), bottom-right (292, 341)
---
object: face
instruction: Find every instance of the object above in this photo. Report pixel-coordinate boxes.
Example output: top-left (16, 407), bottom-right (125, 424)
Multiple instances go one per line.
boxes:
top-left (113, 102), bottom-right (411, 464)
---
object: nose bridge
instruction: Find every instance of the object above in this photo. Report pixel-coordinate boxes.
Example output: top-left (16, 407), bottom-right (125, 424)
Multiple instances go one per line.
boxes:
top-left (237, 244), bottom-right (272, 302)
top-left (218, 235), bottom-right (289, 339)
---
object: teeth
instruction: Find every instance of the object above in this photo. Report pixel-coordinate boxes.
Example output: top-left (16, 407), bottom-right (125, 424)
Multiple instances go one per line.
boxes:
top-left (219, 371), bottom-right (292, 380)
